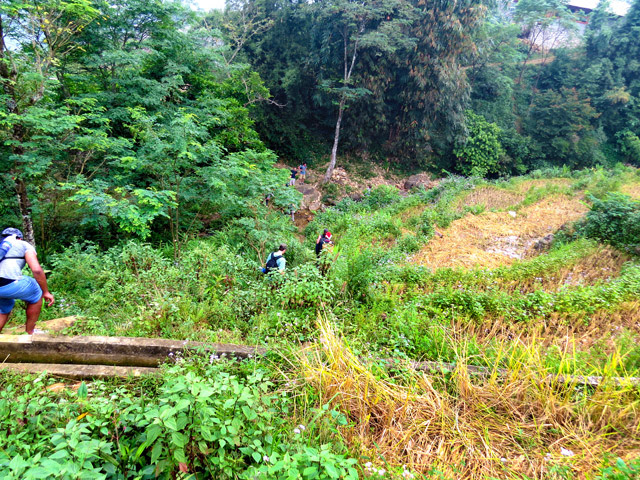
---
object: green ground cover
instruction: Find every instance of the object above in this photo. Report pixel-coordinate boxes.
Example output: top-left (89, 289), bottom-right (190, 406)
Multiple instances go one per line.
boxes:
top-left (2, 167), bottom-right (640, 479)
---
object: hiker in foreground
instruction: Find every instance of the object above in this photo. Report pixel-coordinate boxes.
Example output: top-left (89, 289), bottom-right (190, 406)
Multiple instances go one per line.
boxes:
top-left (0, 228), bottom-right (54, 334)
top-left (315, 229), bottom-right (333, 257)
top-left (262, 244), bottom-right (287, 275)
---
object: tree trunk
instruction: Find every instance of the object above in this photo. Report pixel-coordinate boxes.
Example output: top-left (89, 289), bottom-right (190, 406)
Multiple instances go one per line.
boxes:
top-left (323, 97), bottom-right (346, 184)
top-left (15, 178), bottom-right (36, 246)
top-left (2, 17), bottom-right (36, 247)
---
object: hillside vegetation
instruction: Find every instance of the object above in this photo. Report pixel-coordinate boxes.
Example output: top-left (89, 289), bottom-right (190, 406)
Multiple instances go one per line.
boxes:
top-left (3, 167), bottom-right (640, 479)
top-left (2, 0), bottom-right (640, 478)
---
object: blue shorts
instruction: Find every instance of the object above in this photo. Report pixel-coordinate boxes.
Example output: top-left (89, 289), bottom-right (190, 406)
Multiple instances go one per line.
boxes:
top-left (0, 277), bottom-right (43, 314)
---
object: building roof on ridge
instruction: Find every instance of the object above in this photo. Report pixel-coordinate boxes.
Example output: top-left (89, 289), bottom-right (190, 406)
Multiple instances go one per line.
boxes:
top-left (567, 0), bottom-right (631, 16)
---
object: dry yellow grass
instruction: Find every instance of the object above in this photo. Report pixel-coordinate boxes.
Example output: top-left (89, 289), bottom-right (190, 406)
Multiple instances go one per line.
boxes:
top-left (451, 301), bottom-right (640, 354)
top-left (512, 178), bottom-right (573, 193)
top-left (456, 187), bottom-right (524, 211)
top-left (412, 195), bottom-right (589, 270)
top-left (503, 246), bottom-right (631, 294)
top-left (295, 321), bottom-right (640, 479)
top-left (620, 182), bottom-right (640, 199)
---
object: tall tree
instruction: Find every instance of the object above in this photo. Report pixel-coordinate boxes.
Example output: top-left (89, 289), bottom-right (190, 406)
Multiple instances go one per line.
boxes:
top-left (0, 0), bottom-right (98, 245)
top-left (513, 0), bottom-right (576, 85)
top-left (525, 87), bottom-right (602, 167)
top-left (583, 0), bottom-right (640, 137)
top-left (392, 0), bottom-right (488, 162)
top-left (312, 0), bottom-right (415, 182)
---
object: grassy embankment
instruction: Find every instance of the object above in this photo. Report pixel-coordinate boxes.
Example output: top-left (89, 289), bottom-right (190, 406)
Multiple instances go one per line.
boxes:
top-left (2, 167), bottom-right (640, 479)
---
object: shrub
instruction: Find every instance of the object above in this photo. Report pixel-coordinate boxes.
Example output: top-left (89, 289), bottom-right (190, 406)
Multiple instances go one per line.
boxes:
top-left (361, 185), bottom-right (401, 210)
top-left (0, 358), bottom-right (358, 480)
top-left (397, 234), bottom-right (421, 254)
top-left (454, 111), bottom-right (506, 177)
top-left (616, 129), bottom-right (640, 165)
top-left (580, 193), bottom-right (640, 252)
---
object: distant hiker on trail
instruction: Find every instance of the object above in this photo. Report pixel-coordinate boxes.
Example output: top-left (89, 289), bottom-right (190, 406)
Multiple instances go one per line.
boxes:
top-left (298, 163), bottom-right (307, 183)
top-left (315, 229), bottom-right (333, 257)
top-left (262, 244), bottom-right (287, 274)
top-left (265, 192), bottom-right (273, 206)
top-left (289, 167), bottom-right (298, 186)
top-left (0, 228), bottom-right (54, 335)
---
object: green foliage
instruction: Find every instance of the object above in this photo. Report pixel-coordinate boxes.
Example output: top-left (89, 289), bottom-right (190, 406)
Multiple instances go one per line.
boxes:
top-left (616, 130), bottom-right (640, 165)
top-left (272, 265), bottom-right (336, 309)
top-left (234, 0), bottom-right (487, 166)
top-left (0, 0), bottom-right (298, 250)
top-left (0, 358), bottom-right (357, 479)
top-left (525, 88), bottom-right (603, 168)
top-left (397, 234), bottom-right (421, 254)
top-left (595, 458), bottom-right (640, 480)
top-left (66, 182), bottom-right (177, 239)
top-left (362, 185), bottom-right (402, 210)
top-left (245, 444), bottom-right (358, 480)
top-left (580, 193), bottom-right (640, 252)
top-left (454, 111), bottom-right (506, 177)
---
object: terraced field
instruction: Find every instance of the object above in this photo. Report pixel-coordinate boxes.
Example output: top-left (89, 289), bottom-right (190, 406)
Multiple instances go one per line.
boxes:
top-left (301, 169), bottom-right (640, 478)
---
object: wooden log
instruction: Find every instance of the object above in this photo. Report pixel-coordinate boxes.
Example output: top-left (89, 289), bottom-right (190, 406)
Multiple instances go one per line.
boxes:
top-left (387, 359), bottom-right (640, 387)
top-left (0, 362), bottom-right (159, 379)
top-left (0, 334), bottom-right (266, 367)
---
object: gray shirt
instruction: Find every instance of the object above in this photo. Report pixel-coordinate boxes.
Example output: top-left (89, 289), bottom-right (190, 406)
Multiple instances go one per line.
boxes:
top-left (0, 238), bottom-right (36, 279)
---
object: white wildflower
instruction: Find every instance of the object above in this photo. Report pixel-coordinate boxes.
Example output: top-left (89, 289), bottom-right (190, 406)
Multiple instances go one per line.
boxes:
top-left (402, 468), bottom-right (415, 479)
top-left (293, 428), bottom-right (301, 435)
top-left (560, 447), bottom-right (574, 457)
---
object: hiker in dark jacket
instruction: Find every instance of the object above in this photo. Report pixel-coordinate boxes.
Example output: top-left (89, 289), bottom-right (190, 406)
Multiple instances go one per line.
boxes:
top-left (289, 168), bottom-right (298, 186)
top-left (315, 229), bottom-right (333, 257)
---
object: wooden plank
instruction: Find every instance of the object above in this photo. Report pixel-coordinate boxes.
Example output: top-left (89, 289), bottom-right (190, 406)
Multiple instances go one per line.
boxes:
top-left (0, 334), bottom-right (266, 367)
top-left (0, 362), bottom-right (159, 379)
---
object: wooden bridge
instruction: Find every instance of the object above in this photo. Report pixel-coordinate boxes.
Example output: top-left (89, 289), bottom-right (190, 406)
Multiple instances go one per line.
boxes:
top-left (0, 317), bottom-right (264, 379)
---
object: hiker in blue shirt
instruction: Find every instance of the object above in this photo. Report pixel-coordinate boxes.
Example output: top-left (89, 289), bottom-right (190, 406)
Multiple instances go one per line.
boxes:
top-left (299, 163), bottom-right (307, 183)
top-left (262, 244), bottom-right (287, 275)
top-left (0, 228), bottom-right (54, 334)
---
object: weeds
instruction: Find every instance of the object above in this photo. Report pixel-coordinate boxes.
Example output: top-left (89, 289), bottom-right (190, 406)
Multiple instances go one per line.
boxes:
top-left (295, 320), bottom-right (640, 480)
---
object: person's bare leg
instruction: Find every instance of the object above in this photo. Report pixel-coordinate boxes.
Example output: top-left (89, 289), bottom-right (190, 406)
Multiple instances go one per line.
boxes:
top-left (0, 313), bottom-right (9, 333)
top-left (25, 298), bottom-right (43, 334)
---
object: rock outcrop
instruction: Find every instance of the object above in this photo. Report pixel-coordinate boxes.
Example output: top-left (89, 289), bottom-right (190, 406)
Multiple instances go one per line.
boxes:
top-left (403, 173), bottom-right (435, 191)
top-left (296, 183), bottom-right (323, 211)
